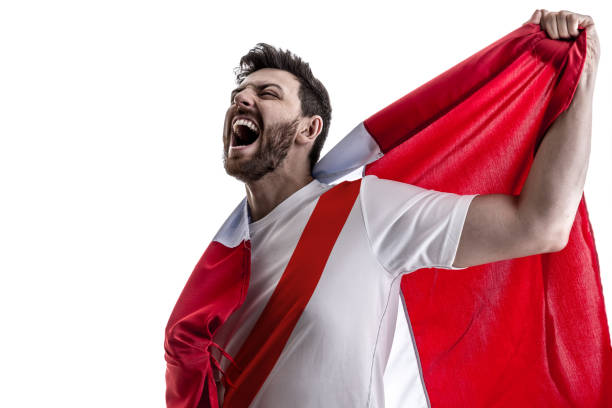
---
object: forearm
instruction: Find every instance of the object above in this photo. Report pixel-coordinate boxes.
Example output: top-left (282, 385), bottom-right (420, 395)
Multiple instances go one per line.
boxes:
top-left (517, 73), bottom-right (596, 245)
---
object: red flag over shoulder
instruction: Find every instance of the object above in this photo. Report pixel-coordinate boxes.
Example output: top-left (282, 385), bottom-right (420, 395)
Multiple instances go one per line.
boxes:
top-left (315, 23), bottom-right (611, 407)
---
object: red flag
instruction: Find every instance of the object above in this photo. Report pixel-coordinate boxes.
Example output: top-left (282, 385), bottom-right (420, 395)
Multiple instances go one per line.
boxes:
top-left (359, 23), bottom-right (611, 407)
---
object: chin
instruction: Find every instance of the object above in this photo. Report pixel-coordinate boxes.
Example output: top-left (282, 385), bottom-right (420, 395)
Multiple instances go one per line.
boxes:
top-left (223, 158), bottom-right (269, 183)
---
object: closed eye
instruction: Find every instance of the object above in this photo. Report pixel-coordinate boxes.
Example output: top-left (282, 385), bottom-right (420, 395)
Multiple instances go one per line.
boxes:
top-left (230, 92), bottom-right (275, 104)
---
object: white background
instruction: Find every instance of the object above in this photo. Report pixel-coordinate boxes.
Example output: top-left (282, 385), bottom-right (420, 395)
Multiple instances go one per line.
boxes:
top-left (1, 1), bottom-right (610, 406)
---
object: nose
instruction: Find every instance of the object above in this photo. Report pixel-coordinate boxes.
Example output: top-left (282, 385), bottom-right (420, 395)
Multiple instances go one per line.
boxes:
top-left (233, 88), bottom-right (254, 108)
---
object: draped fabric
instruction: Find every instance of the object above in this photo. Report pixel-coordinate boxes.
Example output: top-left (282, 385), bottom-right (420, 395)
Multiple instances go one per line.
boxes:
top-left (165, 241), bottom-right (251, 408)
top-left (359, 23), bottom-right (611, 407)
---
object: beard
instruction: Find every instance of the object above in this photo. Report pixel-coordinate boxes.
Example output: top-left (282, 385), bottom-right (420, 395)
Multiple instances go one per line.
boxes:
top-left (223, 117), bottom-right (300, 183)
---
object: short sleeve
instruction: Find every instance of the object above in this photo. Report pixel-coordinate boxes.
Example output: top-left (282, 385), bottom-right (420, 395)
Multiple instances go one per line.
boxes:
top-left (360, 175), bottom-right (478, 277)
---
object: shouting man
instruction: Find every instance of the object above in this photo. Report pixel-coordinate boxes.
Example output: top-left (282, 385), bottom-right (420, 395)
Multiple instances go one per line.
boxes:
top-left (165, 9), bottom-right (601, 408)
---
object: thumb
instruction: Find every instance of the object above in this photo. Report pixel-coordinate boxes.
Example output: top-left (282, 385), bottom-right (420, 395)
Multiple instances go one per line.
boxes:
top-left (523, 9), bottom-right (542, 26)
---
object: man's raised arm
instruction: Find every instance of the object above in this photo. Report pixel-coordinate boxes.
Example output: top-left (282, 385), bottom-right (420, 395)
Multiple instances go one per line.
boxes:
top-left (453, 9), bottom-right (600, 269)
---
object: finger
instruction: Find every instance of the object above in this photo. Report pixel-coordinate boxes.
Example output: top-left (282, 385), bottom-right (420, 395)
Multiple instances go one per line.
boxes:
top-left (577, 14), bottom-right (594, 31)
top-left (524, 9), bottom-right (542, 25)
top-left (567, 13), bottom-right (580, 36)
top-left (556, 12), bottom-right (570, 39)
top-left (543, 11), bottom-right (560, 39)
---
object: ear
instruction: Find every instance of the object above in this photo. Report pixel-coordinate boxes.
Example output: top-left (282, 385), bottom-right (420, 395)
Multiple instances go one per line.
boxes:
top-left (295, 115), bottom-right (323, 146)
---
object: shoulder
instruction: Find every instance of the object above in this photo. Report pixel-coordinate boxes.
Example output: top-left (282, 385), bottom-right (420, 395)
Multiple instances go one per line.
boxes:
top-left (358, 175), bottom-right (472, 223)
top-left (360, 174), bottom-right (430, 200)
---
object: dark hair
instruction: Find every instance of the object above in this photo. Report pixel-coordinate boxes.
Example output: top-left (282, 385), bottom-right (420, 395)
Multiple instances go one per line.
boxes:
top-left (234, 43), bottom-right (332, 172)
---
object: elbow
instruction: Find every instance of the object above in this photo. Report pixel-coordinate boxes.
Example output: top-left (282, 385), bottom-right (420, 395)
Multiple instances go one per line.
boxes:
top-left (546, 236), bottom-right (569, 253)
top-left (540, 226), bottom-right (571, 253)
top-left (524, 218), bottom-right (571, 254)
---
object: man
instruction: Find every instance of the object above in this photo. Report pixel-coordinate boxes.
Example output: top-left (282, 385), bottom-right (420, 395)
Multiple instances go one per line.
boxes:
top-left (168, 9), bottom-right (600, 407)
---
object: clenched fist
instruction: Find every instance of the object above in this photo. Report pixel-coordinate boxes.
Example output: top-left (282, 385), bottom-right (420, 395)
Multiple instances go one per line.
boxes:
top-left (524, 9), bottom-right (600, 82)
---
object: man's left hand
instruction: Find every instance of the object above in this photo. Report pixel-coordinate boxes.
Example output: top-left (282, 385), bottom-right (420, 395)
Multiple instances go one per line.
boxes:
top-left (524, 9), bottom-right (600, 81)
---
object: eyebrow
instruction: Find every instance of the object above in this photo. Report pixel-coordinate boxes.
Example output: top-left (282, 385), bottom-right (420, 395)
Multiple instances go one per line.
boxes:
top-left (231, 83), bottom-right (284, 98)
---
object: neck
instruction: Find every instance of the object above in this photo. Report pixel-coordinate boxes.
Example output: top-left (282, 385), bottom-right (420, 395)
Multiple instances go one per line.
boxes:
top-left (245, 167), bottom-right (314, 223)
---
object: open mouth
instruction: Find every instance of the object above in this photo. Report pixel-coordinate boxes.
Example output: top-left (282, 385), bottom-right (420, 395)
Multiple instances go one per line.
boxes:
top-left (231, 118), bottom-right (260, 147)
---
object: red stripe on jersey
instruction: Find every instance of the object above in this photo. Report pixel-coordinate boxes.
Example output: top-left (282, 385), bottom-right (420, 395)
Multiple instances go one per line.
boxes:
top-left (223, 179), bottom-right (361, 407)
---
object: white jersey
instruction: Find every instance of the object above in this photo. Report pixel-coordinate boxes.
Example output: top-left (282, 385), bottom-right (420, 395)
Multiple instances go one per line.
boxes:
top-left (212, 175), bottom-right (478, 407)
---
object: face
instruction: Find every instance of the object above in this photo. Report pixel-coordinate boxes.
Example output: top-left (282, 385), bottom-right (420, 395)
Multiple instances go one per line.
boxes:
top-left (222, 68), bottom-right (303, 182)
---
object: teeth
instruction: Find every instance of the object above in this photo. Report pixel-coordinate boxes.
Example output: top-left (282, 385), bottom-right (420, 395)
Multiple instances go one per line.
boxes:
top-left (232, 118), bottom-right (260, 135)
